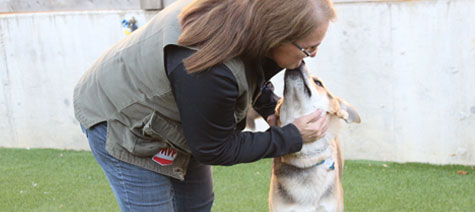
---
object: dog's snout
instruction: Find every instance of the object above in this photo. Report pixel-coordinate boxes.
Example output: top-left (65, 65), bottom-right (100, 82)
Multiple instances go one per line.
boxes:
top-left (284, 67), bottom-right (301, 79)
top-left (284, 63), bottom-right (305, 80)
top-left (284, 63), bottom-right (312, 98)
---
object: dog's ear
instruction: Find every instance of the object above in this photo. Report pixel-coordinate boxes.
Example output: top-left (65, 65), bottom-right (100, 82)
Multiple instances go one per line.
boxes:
top-left (275, 99), bottom-right (283, 116)
top-left (275, 99), bottom-right (283, 126)
top-left (336, 97), bottom-right (361, 124)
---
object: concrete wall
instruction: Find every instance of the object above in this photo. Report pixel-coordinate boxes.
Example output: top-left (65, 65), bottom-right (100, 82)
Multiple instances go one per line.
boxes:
top-left (0, 0), bottom-right (176, 12)
top-left (0, 10), bottom-right (157, 149)
top-left (0, 0), bottom-right (474, 165)
top-left (320, 0), bottom-right (475, 165)
top-left (0, 0), bottom-right (142, 12)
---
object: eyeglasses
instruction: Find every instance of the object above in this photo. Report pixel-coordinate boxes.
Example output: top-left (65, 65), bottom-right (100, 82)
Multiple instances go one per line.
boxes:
top-left (292, 42), bottom-right (318, 57)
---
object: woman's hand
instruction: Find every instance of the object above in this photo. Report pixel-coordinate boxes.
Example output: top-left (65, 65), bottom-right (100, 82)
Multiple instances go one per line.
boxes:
top-left (292, 110), bottom-right (330, 143)
top-left (266, 114), bottom-right (279, 127)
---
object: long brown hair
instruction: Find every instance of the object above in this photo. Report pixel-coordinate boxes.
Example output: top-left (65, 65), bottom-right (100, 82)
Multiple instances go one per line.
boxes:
top-left (178, 0), bottom-right (336, 73)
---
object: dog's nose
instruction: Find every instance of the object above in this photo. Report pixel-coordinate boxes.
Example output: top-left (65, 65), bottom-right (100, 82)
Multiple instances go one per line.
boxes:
top-left (284, 68), bottom-right (300, 79)
top-left (289, 61), bottom-right (305, 71)
top-left (285, 66), bottom-right (302, 78)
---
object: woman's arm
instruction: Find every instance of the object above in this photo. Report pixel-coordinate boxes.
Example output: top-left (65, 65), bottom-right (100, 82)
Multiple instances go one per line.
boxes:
top-left (166, 46), bottom-right (302, 165)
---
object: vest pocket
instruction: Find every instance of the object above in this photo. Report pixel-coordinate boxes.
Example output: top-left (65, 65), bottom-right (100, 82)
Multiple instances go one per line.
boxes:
top-left (131, 135), bottom-right (169, 157)
top-left (142, 111), bottom-right (191, 154)
top-left (128, 111), bottom-right (190, 157)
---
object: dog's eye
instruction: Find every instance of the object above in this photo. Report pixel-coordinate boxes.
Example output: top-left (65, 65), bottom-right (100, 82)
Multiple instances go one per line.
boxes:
top-left (313, 78), bottom-right (323, 87)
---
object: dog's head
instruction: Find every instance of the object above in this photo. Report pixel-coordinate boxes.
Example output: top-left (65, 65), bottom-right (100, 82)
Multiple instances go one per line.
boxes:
top-left (277, 63), bottom-right (361, 126)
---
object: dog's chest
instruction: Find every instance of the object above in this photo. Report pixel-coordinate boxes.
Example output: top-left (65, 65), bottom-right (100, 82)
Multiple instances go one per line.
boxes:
top-left (274, 160), bottom-right (336, 205)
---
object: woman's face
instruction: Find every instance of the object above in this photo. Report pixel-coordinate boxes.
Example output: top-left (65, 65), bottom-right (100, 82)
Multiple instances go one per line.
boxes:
top-left (269, 21), bottom-right (330, 69)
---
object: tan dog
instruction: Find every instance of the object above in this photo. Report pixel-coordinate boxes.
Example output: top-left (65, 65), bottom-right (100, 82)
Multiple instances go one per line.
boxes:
top-left (269, 63), bottom-right (361, 212)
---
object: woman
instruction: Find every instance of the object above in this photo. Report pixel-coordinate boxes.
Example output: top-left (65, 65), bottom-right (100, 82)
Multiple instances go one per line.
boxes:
top-left (74, 0), bottom-right (336, 211)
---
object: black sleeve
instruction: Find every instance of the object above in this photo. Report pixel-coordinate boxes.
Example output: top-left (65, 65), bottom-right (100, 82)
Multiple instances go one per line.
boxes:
top-left (166, 46), bottom-right (302, 165)
top-left (253, 82), bottom-right (281, 120)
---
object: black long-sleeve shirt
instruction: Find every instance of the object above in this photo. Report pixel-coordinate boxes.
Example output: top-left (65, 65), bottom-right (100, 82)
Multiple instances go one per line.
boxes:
top-left (165, 45), bottom-right (302, 165)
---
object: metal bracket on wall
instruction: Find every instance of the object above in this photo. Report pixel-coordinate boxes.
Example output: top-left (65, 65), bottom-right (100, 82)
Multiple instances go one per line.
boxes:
top-left (140, 0), bottom-right (163, 10)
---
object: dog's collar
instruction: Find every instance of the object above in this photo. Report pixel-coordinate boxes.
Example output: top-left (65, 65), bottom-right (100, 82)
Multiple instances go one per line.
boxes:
top-left (312, 159), bottom-right (335, 170)
top-left (282, 157), bottom-right (335, 170)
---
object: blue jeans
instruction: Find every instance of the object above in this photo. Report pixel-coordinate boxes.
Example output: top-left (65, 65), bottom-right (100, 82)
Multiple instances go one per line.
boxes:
top-left (81, 122), bottom-right (214, 212)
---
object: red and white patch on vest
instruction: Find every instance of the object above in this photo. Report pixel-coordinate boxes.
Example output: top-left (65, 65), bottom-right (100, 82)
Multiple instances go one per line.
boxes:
top-left (152, 148), bottom-right (177, 166)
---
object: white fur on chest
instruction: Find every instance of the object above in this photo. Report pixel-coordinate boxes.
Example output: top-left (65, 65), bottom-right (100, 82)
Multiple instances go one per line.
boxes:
top-left (270, 161), bottom-right (338, 212)
top-left (282, 118), bottom-right (340, 168)
top-left (283, 165), bottom-right (335, 203)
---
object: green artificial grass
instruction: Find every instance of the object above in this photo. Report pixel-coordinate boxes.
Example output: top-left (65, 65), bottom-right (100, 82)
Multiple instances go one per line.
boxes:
top-left (342, 160), bottom-right (474, 212)
top-left (0, 148), bottom-right (118, 212)
top-left (1, 148), bottom-right (473, 212)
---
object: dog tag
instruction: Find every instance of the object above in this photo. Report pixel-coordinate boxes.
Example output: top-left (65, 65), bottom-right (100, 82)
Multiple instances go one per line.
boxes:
top-left (324, 159), bottom-right (335, 171)
top-left (152, 148), bottom-right (177, 166)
